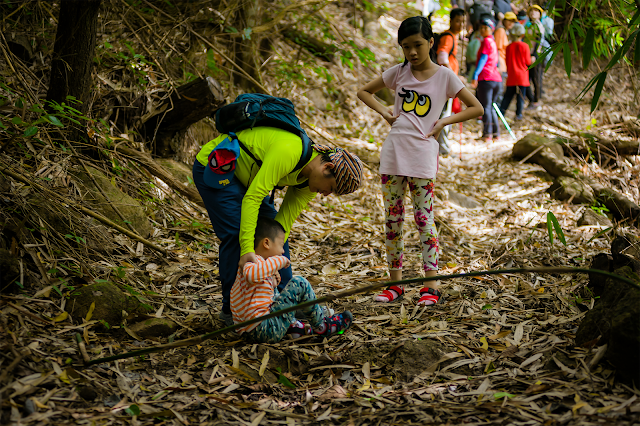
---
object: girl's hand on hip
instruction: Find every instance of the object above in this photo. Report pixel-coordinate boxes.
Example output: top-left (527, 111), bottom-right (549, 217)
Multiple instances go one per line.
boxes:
top-left (382, 110), bottom-right (399, 126)
top-left (426, 120), bottom-right (445, 139)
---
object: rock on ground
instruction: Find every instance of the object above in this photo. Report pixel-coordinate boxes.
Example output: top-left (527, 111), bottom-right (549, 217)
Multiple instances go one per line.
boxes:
top-left (71, 165), bottom-right (153, 237)
top-left (128, 317), bottom-right (178, 338)
top-left (67, 282), bottom-right (137, 328)
top-left (547, 176), bottom-right (595, 204)
top-left (349, 339), bottom-right (445, 382)
top-left (577, 209), bottom-right (613, 227)
top-left (446, 190), bottom-right (482, 209)
top-left (512, 134), bottom-right (564, 161)
top-left (156, 159), bottom-right (195, 187)
top-left (577, 235), bottom-right (640, 384)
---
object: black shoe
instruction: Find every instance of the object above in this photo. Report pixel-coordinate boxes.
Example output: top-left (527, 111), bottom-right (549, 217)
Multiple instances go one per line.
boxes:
top-left (218, 311), bottom-right (234, 327)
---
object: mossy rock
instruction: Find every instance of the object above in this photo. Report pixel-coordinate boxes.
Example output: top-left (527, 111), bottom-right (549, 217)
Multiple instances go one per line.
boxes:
top-left (71, 166), bottom-right (152, 237)
top-left (547, 176), bottom-right (595, 204)
top-left (512, 134), bottom-right (564, 161)
top-left (0, 248), bottom-right (20, 290)
top-left (68, 282), bottom-right (136, 328)
top-left (156, 159), bottom-right (194, 187)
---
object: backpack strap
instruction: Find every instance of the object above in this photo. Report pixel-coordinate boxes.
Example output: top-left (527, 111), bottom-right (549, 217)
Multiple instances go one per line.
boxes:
top-left (441, 32), bottom-right (455, 57)
top-left (229, 130), bottom-right (312, 199)
top-left (230, 131), bottom-right (262, 167)
top-left (293, 133), bottom-right (313, 172)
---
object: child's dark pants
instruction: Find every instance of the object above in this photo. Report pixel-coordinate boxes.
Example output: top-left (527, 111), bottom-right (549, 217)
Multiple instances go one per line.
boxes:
top-left (477, 80), bottom-right (501, 137)
top-left (192, 161), bottom-right (293, 315)
top-left (530, 62), bottom-right (544, 103)
top-left (500, 86), bottom-right (528, 117)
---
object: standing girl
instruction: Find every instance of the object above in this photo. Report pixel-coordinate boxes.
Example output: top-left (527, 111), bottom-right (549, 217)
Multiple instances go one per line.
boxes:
top-left (471, 17), bottom-right (503, 141)
top-left (357, 16), bottom-right (483, 305)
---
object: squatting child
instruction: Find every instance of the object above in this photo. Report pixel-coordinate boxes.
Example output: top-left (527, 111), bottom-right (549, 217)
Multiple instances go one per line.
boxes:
top-left (357, 16), bottom-right (483, 306)
top-left (230, 217), bottom-right (352, 343)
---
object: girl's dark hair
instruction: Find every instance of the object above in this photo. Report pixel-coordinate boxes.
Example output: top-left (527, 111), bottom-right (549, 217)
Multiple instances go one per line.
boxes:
top-left (397, 16), bottom-right (435, 67)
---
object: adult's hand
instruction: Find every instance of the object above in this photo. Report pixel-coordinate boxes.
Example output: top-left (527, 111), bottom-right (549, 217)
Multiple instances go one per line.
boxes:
top-left (238, 252), bottom-right (257, 274)
top-left (471, 79), bottom-right (478, 89)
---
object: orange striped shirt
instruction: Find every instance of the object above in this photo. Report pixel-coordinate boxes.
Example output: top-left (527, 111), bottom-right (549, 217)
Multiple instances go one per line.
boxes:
top-left (230, 255), bottom-right (290, 333)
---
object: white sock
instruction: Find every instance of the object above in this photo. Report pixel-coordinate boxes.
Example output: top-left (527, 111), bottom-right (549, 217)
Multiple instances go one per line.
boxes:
top-left (375, 288), bottom-right (401, 302)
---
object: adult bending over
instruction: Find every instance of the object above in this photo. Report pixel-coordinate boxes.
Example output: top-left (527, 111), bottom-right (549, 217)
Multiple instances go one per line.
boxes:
top-left (193, 127), bottom-right (364, 326)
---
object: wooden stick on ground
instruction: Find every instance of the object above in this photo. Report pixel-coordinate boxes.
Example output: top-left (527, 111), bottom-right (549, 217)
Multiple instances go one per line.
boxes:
top-left (115, 146), bottom-right (205, 209)
top-left (83, 267), bottom-right (640, 366)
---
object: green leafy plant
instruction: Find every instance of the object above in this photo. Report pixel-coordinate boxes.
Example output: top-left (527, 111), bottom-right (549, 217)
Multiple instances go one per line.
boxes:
top-left (125, 404), bottom-right (141, 416)
top-left (276, 367), bottom-right (296, 389)
top-left (64, 233), bottom-right (86, 244)
top-left (546, 212), bottom-right (567, 246)
top-left (590, 201), bottom-right (610, 216)
top-left (544, 1), bottom-right (640, 112)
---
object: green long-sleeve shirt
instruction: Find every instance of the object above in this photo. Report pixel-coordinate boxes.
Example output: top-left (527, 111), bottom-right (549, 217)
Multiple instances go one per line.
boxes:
top-left (196, 127), bottom-right (317, 256)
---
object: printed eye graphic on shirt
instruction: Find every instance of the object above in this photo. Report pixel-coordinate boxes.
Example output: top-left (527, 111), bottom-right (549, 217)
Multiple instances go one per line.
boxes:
top-left (399, 88), bottom-right (431, 117)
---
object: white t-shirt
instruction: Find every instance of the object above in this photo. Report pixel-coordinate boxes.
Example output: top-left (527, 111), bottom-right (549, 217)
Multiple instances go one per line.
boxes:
top-left (381, 64), bottom-right (464, 179)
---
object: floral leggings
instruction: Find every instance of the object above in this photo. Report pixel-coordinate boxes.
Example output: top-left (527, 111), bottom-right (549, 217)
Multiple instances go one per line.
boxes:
top-left (381, 174), bottom-right (438, 272)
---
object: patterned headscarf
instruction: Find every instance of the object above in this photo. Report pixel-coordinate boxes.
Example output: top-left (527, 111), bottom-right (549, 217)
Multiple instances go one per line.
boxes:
top-left (313, 144), bottom-right (363, 195)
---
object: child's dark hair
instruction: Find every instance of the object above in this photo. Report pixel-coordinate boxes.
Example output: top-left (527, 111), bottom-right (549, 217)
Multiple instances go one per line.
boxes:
top-left (254, 217), bottom-right (285, 249)
top-left (398, 16), bottom-right (435, 67)
top-left (450, 8), bottom-right (465, 20)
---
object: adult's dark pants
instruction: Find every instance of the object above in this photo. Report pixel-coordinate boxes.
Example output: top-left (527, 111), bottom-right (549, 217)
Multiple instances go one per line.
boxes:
top-left (476, 80), bottom-right (501, 137)
top-left (530, 62), bottom-right (544, 103)
top-left (192, 161), bottom-right (292, 315)
top-left (500, 85), bottom-right (528, 118)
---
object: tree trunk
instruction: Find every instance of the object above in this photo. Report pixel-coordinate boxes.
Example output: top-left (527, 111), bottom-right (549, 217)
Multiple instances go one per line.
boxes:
top-left (143, 77), bottom-right (225, 157)
top-left (46, 0), bottom-right (101, 139)
top-left (232, 0), bottom-right (266, 92)
top-left (558, 137), bottom-right (639, 157)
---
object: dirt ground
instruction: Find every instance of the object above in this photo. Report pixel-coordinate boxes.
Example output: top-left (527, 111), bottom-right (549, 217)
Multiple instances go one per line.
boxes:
top-left (1, 1), bottom-right (640, 425)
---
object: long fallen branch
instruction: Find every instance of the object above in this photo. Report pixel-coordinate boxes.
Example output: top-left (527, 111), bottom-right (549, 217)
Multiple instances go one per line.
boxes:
top-left (83, 266), bottom-right (639, 366)
top-left (514, 138), bottom-right (640, 222)
top-left (535, 112), bottom-right (639, 156)
top-left (0, 165), bottom-right (168, 256)
top-left (115, 146), bottom-right (205, 208)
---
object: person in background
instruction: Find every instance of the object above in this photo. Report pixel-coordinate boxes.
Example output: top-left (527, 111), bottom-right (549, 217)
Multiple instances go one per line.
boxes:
top-left (492, 0), bottom-right (512, 19)
top-left (524, 4), bottom-right (547, 109)
top-left (468, 0), bottom-right (494, 33)
top-left (435, 7), bottom-right (466, 155)
top-left (493, 12), bottom-right (518, 83)
top-left (471, 17), bottom-right (502, 141)
top-left (541, 3), bottom-right (555, 41)
top-left (466, 30), bottom-right (484, 79)
top-left (517, 9), bottom-right (528, 25)
top-left (499, 23), bottom-right (531, 121)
